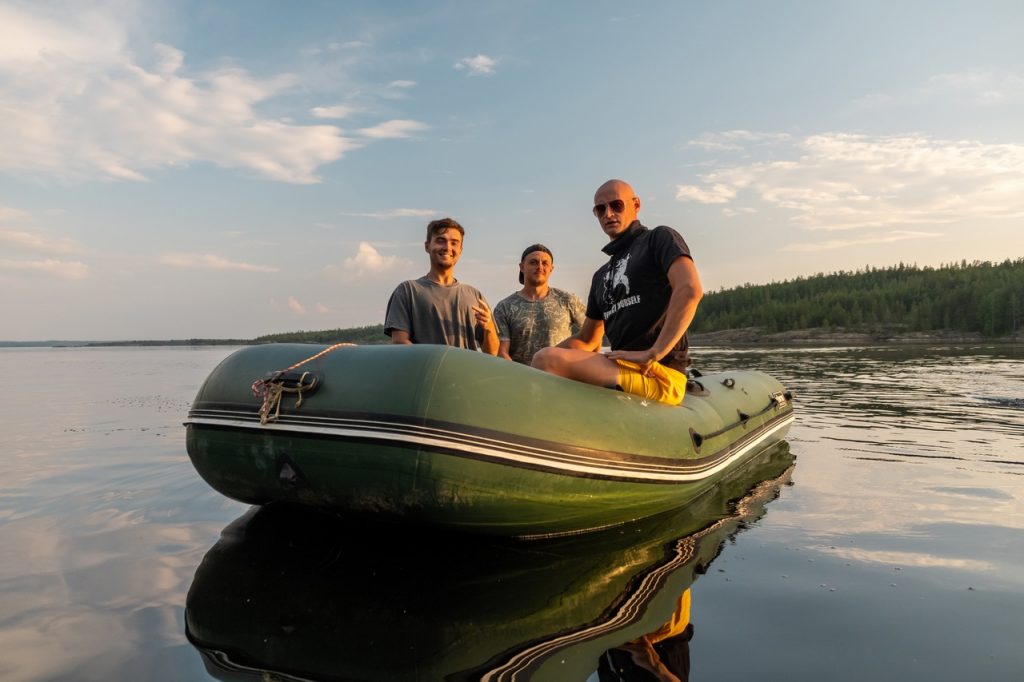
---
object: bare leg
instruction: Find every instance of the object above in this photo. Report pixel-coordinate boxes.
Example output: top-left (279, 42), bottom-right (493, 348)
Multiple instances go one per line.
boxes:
top-left (531, 347), bottom-right (620, 388)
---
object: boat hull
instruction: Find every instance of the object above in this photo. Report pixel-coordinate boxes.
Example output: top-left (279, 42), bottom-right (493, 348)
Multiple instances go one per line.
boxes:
top-left (185, 344), bottom-right (794, 537)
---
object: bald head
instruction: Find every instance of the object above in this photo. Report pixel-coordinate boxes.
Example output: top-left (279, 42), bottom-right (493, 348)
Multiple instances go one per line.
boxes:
top-left (593, 179), bottom-right (640, 240)
top-left (594, 179), bottom-right (635, 200)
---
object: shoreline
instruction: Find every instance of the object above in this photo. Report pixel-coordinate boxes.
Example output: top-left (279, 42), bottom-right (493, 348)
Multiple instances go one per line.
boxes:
top-left (4, 331), bottom-right (1023, 349)
top-left (690, 327), bottom-right (1023, 346)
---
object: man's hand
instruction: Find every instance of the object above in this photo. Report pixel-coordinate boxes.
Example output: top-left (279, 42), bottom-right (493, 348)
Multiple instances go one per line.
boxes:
top-left (472, 301), bottom-right (500, 355)
top-left (471, 302), bottom-right (491, 327)
top-left (604, 348), bottom-right (658, 376)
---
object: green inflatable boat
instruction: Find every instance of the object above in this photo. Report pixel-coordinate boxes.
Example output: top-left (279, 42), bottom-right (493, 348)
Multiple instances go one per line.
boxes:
top-left (185, 343), bottom-right (794, 537)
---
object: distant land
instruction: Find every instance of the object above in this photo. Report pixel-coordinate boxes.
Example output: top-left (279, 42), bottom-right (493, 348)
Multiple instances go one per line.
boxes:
top-left (4, 259), bottom-right (1022, 348)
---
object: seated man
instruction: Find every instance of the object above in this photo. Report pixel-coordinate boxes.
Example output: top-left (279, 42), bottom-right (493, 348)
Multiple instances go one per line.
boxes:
top-left (492, 243), bottom-right (586, 365)
top-left (384, 217), bottom-right (499, 354)
top-left (532, 179), bottom-right (703, 405)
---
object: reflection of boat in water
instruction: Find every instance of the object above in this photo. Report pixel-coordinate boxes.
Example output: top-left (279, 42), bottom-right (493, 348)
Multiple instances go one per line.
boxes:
top-left (185, 343), bottom-right (794, 537)
top-left (185, 443), bottom-right (795, 681)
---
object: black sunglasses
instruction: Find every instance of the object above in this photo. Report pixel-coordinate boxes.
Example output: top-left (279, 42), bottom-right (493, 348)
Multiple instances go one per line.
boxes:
top-left (593, 199), bottom-right (626, 216)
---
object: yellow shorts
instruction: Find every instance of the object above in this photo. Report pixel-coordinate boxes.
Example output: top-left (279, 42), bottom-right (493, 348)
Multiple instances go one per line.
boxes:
top-left (614, 359), bottom-right (687, 405)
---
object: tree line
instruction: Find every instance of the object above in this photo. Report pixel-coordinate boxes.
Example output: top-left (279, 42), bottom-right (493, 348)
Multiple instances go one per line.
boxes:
top-left (690, 258), bottom-right (1024, 337)
top-left (244, 259), bottom-right (1024, 344)
top-left (255, 324), bottom-right (387, 345)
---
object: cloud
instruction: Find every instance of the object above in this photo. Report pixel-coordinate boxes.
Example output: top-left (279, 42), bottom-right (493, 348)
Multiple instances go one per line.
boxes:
top-left (0, 258), bottom-right (88, 280)
top-left (380, 79), bottom-right (417, 100)
top-left (0, 206), bottom-right (32, 222)
top-left (676, 132), bottom-right (1024, 232)
top-left (780, 230), bottom-right (942, 252)
top-left (687, 130), bottom-right (792, 152)
top-left (327, 242), bottom-right (408, 279)
top-left (827, 548), bottom-right (992, 572)
top-left (0, 228), bottom-right (76, 254)
top-left (454, 54), bottom-right (497, 76)
top-left (287, 296), bottom-right (306, 314)
top-left (0, 2), bottom-right (126, 63)
top-left (311, 104), bottom-right (356, 119)
top-left (856, 68), bottom-right (1024, 110)
top-left (340, 208), bottom-right (436, 219)
top-left (0, 8), bottom-right (355, 183)
top-left (158, 253), bottom-right (279, 272)
top-left (675, 183), bottom-right (736, 204)
top-left (358, 119), bottom-right (429, 139)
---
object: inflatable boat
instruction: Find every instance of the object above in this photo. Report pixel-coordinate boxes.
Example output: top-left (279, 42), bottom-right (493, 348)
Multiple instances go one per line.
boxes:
top-left (184, 343), bottom-right (794, 537)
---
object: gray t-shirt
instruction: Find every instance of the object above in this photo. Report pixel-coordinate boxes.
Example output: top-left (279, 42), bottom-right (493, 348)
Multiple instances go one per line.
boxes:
top-left (384, 276), bottom-right (490, 349)
top-left (493, 288), bottom-right (586, 364)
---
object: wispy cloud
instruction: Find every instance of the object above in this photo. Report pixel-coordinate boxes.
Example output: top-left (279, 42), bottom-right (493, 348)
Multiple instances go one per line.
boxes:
top-left (675, 184), bottom-right (736, 204)
top-left (855, 68), bottom-right (1024, 110)
top-left (0, 258), bottom-right (88, 280)
top-left (454, 54), bottom-right (497, 76)
top-left (827, 547), bottom-right (992, 572)
top-left (326, 242), bottom-right (409, 279)
top-left (0, 228), bottom-right (76, 254)
top-left (780, 230), bottom-right (942, 252)
top-left (677, 132), bottom-right (1024, 233)
top-left (380, 79), bottom-right (417, 100)
top-left (0, 7), bottom-right (356, 183)
top-left (311, 105), bottom-right (356, 119)
top-left (358, 119), bottom-right (429, 139)
top-left (0, 206), bottom-right (32, 222)
top-left (341, 208), bottom-right (436, 219)
top-left (158, 253), bottom-right (279, 273)
top-left (687, 130), bottom-right (792, 152)
top-left (287, 296), bottom-right (306, 314)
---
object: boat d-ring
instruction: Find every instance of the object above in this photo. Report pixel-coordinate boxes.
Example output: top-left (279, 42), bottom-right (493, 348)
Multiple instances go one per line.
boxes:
top-left (722, 377), bottom-right (735, 388)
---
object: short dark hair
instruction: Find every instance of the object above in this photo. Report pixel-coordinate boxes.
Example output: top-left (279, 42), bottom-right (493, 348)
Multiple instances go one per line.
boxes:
top-left (426, 217), bottom-right (465, 241)
top-left (519, 243), bottom-right (553, 284)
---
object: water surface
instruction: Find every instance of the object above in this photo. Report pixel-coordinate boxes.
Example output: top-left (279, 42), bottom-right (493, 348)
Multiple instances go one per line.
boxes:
top-left (0, 344), bottom-right (1021, 680)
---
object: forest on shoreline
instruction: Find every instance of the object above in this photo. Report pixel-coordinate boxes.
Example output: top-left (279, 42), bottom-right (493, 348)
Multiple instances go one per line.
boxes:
top-left (690, 258), bottom-right (1023, 339)
top-left (251, 259), bottom-right (1023, 346)
top-left (5, 259), bottom-right (1020, 347)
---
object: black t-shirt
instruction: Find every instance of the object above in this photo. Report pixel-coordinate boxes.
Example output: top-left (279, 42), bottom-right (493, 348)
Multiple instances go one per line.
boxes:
top-left (586, 222), bottom-right (693, 370)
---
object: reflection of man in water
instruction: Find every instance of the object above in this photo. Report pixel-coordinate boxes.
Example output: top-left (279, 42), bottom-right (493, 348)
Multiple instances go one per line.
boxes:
top-left (597, 589), bottom-right (692, 681)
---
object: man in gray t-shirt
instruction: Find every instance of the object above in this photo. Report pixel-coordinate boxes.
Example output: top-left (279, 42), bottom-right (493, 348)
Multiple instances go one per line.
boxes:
top-left (384, 217), bottom-right (499, 354)
top-left (493, 244), bottom-right (586, 365)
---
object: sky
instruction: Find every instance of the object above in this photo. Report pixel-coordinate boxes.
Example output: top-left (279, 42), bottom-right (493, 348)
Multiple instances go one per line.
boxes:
top-left (0, 0), bottom-right (1021, 341)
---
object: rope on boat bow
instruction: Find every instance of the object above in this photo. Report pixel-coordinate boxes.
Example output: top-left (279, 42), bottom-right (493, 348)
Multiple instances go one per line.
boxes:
top-left (251, 343), bottom-right (355, 424)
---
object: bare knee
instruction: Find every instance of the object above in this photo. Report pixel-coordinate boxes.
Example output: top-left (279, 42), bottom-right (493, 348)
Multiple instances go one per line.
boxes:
top-left (531, 346), bottom-right (562, 373)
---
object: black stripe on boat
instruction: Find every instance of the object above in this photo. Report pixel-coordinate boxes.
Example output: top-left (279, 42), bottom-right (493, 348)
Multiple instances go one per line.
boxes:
top-left (186, 408), bottom-right (794, 483)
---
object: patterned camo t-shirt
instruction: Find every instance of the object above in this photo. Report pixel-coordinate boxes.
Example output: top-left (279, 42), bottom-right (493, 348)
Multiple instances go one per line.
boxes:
top-left (493, 288), bottom-right (586, 364)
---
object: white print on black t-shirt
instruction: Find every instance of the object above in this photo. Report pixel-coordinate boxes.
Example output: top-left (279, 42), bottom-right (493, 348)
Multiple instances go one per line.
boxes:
top-left (603, 294), bottom-right (641, 319)
top-left (601, 254), bottom-right (631, 308)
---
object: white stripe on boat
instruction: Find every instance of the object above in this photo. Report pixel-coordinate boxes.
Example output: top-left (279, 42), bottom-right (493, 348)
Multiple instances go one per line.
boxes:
top-left (185, 412), bottom-right (794, 483)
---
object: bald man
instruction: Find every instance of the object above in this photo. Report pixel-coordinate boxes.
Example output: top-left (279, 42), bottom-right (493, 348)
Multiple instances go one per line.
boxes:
top-left (532, 179), bottom-right (703, 405)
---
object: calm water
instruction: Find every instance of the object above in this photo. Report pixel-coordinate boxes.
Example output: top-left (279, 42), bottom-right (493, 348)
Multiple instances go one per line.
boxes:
top-left (1, 344), bottom-right (1022, 681)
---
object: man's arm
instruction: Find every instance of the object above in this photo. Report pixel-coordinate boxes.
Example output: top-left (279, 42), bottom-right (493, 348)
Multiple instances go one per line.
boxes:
top-left (556, 316), bottom-right (604, 352)
top-left (479, 317), bottom-right (500, 355)
top-left (498, 339), bottom-right (512, 360)
top-left (605, 256), bottom-right (702, 370)
top-left (390, 329), bottom-right (413, 345)
top-left (472, 302), bottom-right (500, 356)
top-left (384, 282), bottom-right (414, 344)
